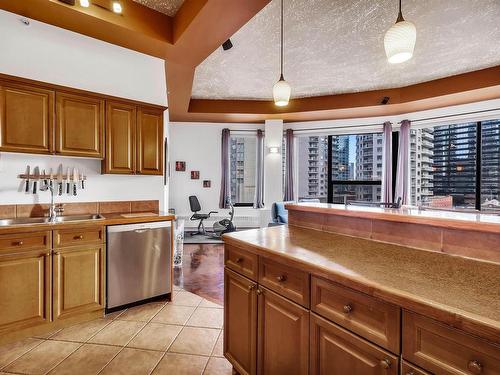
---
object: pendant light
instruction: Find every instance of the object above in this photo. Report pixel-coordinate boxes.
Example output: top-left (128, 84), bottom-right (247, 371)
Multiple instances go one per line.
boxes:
top-left (384, 0), bottom-right (416, 64)
top-left (273, 0), bottom-right (291, 107)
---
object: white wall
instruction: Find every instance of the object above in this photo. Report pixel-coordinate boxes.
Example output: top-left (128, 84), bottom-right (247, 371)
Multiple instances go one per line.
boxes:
top-left (0, 10), bottom-right (168, 208)
top-left (168, 122), bottom-right (265, 227)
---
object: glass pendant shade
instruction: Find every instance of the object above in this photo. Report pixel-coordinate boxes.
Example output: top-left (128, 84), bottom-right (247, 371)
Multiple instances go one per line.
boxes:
top-left (273, 77), bottom-right (291, 107)
top-left (384, 20), bottom-right (416, 64)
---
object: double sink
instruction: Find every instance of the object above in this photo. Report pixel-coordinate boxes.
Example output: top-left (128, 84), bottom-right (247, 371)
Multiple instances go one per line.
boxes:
top-left (0, 214), bottom-right (104, 226)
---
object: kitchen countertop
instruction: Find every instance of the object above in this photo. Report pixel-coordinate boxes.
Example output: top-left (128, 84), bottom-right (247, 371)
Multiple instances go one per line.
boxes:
top-left (286, 202), bottom-right (500, 234)
top-left (223, 225), bottom-right (500, 344)
top-left (0, 212), bottom-right (175, 234)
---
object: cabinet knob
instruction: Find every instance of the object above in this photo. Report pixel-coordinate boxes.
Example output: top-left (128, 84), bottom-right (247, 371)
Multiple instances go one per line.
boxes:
top-left (343, 304), bottom-right (353, 314)
top-left (248, 284), bottom-right (256, 291)
top-left (235, 257), bottom-right (243, 263)
top-left (14, 241), bottom-right (23, 246)
top-left (468, 360), bottom-right (483, 374)
top-left (256, 289), bottom-right (263, 295)
top-left (380, 358), bottom-right (391, 369)
top-left (276, 275), bottom-right (287, 282)
top-left (74, 235), bottom-right (84, 240)
top-left (405, 372), bottom-right (415, 375)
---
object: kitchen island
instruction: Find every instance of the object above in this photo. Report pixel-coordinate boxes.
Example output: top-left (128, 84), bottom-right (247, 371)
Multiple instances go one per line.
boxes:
top-left (222, 204), bottom-right (500, 375)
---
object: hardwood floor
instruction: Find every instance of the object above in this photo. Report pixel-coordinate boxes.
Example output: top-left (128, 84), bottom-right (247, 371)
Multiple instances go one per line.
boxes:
top-left (174, 244), bottom-right (224, 305)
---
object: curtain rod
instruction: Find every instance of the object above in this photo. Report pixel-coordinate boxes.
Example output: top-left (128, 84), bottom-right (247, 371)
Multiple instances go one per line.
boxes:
top-left (290, 123), bottom-right (382, 133)
top-left (398, 107), bottom-right (500, 124)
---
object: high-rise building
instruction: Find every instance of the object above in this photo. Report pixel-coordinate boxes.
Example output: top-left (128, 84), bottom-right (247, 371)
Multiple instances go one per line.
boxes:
top-left (410, 128), bottom-right (434, 205)
top-left (230, 137), bottom-right (256, 204)
top-left (432, 123), bottom-right (477, 208)
top-left (355, 134), bottom-right (383, 201)
top-left (297, 136), bottom-right (329, 201)
top-left (481, 120), bottom-right (500, 211)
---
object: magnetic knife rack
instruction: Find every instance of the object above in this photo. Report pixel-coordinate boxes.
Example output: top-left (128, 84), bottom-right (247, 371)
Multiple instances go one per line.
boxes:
top-left (18, 173), bottom-right (88, 181)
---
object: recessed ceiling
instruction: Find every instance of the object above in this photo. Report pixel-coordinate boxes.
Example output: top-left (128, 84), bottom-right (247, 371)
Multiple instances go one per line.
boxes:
top-left (192, 0), bottom-right (500, 100)
top-left (132, 0), bottom-right (184, 17)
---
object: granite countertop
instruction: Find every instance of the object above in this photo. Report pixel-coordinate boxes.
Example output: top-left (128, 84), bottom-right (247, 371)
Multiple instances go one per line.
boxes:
top-left (223, 225), bottom-right (500, 343)
top-left (0, 212), bottom-right (175, 234)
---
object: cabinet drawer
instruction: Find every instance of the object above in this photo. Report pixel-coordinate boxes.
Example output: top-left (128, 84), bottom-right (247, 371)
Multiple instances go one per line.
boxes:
top-left (401, 361), bottom-right (430, 375)
top-left (225, 245), bottom-right (258, 281)
top-left (310, 313), bottom-right (398, 375)
top-left (311, 276), bottom-right (400, 353)
top-left (259, 257), bottom-right (310, 308)
top-left (403, 311), bottom-right (500, 375)
top-left (0, 231), bottom-right (51, 253)
top-left (53, 226), bottom-right (105, 248)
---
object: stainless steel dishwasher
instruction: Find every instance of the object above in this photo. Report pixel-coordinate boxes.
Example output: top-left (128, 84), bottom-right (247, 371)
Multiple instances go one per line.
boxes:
top-left (107, 221), bottom-right (171, 310)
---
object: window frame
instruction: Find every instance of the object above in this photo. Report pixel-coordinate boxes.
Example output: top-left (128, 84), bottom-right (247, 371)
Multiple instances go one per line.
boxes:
top-left (326, 134), bottom-right (383, 204)
top-left (229, 134), bottom-right (258, 207)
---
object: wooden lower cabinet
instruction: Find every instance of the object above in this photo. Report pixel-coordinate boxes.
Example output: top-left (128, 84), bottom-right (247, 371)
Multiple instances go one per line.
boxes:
top-left (224, 268), bottom-right (258, 375)
top-left (0, 249), bottom-right (51, 332)
top-left (310, 313), bottom-right (398, 375)
top-left (53, 244), bottom-right (105, 320)
top-left (257, 287), bottom-right (309, 375)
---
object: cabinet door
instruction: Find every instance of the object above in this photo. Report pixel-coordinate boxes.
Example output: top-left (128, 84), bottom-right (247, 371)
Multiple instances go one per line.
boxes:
top-left (0, 81), bottom-right (54, 154)
top-left (224, 268), bottom-right (258, 375)
top-left (56, 92), bottom-right (104, 157)
top-left (257, 287), bottom-right (309, 375)
top-left (310, 313), bottom-right (398, 375)
top-left (0, 250), bottom-right (51, 332)
top-left (53, 245), bottom-right (105, 320)
top-left (137, 107), bottom-right (163, 175)
top-left (103, 101), bottom-right (136, 174)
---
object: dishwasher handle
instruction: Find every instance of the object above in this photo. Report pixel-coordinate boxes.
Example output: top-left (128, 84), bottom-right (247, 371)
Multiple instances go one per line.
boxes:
top-left (134, 228), bottom-right (151, 234)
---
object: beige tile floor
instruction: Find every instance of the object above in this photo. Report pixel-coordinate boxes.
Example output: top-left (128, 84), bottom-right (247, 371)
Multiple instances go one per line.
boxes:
top-left (0, 288), bottom-right (231, 375)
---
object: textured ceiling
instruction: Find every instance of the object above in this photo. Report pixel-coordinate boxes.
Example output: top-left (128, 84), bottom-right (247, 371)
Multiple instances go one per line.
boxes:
top-left (132, 0), bottom-right (184, 16)
top-left (191, 0), bottom-right (500, 100)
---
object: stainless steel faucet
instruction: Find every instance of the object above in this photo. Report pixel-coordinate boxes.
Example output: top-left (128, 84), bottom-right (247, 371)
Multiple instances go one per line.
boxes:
top-left (41, 182), bottom-right (64, 222)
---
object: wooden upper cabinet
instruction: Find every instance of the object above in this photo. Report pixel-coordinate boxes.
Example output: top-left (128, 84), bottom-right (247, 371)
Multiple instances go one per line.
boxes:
top-left (56, 92), bottom-right (104, 158)
top-left (103, 101), bottom-right (136, 174)
top-left (0, 81), bottom-right (54, 154)
top-left (257, 287), bottom-right (309, 375)
top-left (137, 107), bottom-right (163, 175)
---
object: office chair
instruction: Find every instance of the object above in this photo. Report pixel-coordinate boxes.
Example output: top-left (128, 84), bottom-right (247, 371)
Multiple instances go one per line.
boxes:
top-left (188, 196), bottom-right (217, 236)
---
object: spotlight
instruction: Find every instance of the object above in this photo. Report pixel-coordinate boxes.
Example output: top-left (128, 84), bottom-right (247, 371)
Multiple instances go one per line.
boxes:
top-left (112, 1), bottom-right (122, 13)
top-left (381, 96), bottom-right (390, 105)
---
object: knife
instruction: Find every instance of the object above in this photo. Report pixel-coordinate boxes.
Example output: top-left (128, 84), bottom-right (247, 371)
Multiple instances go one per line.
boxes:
top-left (73, 168), bottom-right (78, 196)
top-left (49, 168), bottom-right (54, 188)
top-left (80, 170), bottom-right (85, 190)
top-left (33, 167), bottom-right (40, 194)
top-left (57, 165), bottom-right (63, 196)
top-left (66, 167), bottom-right (71, 194)
top-left (25, 165), bottom-right (30, 193)
top-left (42, 169), bottom-right (48, 186)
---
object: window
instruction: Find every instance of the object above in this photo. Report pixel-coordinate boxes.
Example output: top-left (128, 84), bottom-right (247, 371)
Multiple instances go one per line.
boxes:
top-left (330, 134), bottom-right (382, 204)
top-left (297, 136), bottom-right (329, 202)
top-left (411, 120), bottom-right (500, 212)
top-left (296, 133), bottom-right (382, 204)
top-left (230, 136), bottom-right (256, 206)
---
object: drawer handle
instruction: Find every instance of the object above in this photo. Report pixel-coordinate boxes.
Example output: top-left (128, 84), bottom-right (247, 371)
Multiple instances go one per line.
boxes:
top-left (248, 284), bottom-right (256, 291)
top-left (256, 289), bottom-right (263, 295)
top-left (235, 257), bottom-right (243, 263)
top-left (380, 358), bottom-right (391, 370)
top-left (468, 360), bottom-right (483, 374)
top-left (276, 275), bottom-right (287, 282)
top-left (74, 235), bottom-right (84, 240)
top-left (405, 373), bottom-right (415, 375)
top-left (13, 241), bottom-right (24, 246)
top-left (343, 304), bottom-right (353, 314)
